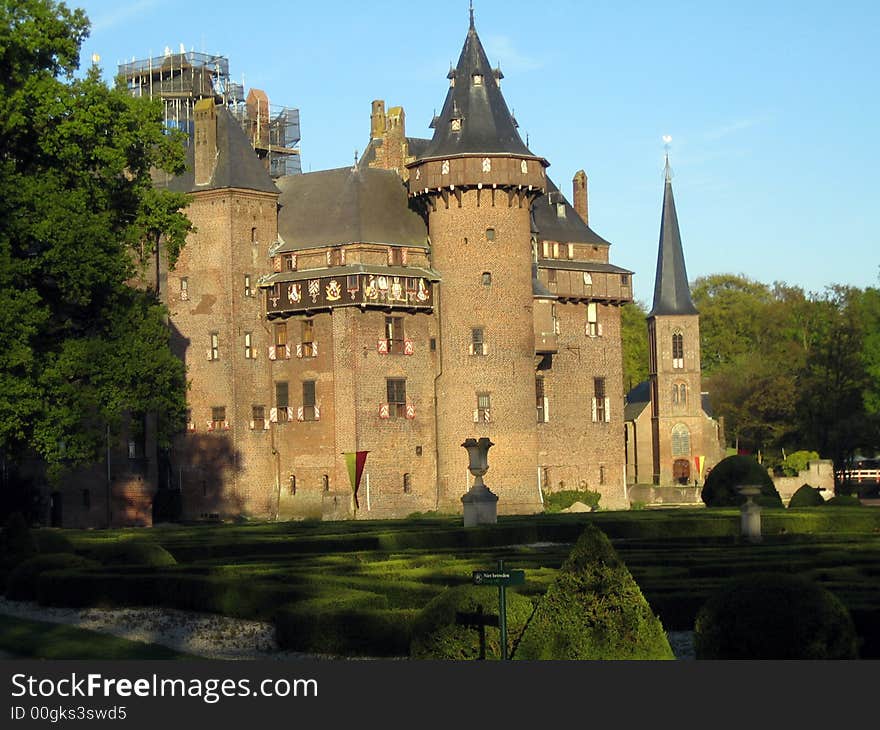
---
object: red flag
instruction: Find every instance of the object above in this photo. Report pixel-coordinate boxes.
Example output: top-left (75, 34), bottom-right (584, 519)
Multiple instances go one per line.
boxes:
top-left (344, 451), bottom-right (369, 509)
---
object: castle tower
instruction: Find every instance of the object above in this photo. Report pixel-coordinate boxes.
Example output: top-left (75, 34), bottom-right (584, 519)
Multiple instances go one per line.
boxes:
top-left (407, 10), bottom-right (547, 512)
top-left (646, 158), bottom-right (704, 485)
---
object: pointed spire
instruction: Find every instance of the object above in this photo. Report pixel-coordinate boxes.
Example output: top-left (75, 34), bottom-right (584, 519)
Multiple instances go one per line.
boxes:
top-left (420, 11), bottom-right (533, 159)
top-left (648, 151), bottom-right (698, 318)
top-left (469, 0), bottom-right (475, 30)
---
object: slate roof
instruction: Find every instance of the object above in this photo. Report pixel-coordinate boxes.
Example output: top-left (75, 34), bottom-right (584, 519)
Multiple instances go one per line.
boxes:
top-left (531, 177), bottom-right (611, 246)
top-left (537, 259), bottom-right (633, 275)
top-left (419, 17), bottom-right (535, 159)
top-left (624, 380), bottom-right (651, 422)
top-left (274, 166), bottom-right (428, 252)
top-left (648, 163), bottom-right (698, 317)
top-left (154, 105), bottom-right (278, 195)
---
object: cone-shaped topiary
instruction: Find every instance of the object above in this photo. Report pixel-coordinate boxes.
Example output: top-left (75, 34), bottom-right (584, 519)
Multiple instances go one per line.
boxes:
top-left (513, 523), bottom-right (674, 659)
top-left (694, 572), bottom-right (859, 659)
top-left (700, 454), bottom-right (782, 507)
top-left (410, 584), bottom-right (535, 659)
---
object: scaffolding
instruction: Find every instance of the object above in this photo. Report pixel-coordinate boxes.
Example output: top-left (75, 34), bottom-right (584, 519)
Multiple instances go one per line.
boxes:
top-left (118, 49), bottom-right (301, 176)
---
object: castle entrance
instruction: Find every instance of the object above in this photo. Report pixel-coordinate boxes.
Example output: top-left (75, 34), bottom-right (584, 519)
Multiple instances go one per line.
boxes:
top-left (673, 459), bottom-right (690, 484)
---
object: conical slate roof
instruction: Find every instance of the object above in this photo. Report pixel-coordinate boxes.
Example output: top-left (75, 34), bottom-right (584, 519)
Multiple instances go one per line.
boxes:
top-left (420, 13), bottom-right (534, 159)
top-left (648, 162), bottom-right (698, 317)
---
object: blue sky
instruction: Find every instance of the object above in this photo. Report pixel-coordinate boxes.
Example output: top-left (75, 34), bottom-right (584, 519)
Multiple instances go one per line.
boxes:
top-left (72, 0), bottom-right (879, 307)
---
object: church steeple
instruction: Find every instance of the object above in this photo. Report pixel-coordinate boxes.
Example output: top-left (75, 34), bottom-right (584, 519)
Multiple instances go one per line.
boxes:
top-left (648, 155), bottom-right (698, 317)
top-left (420, 9), bottom-right (534, 159)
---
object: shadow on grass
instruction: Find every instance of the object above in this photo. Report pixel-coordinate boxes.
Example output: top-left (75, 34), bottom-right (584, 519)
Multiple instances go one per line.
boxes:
top-left (0, 616), bottom-right (199, 660)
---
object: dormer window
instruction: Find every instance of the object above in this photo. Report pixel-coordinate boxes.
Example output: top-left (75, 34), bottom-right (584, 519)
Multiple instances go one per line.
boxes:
top-left (472, 73), bottom-right (483, 86)
top-left (556, 202), bottom-right (566, 219)
top-left (521, 160), bottom-right (528, 174)
top-left (451, 118), bottom-right (461, 132)
top-left (482, 158), bottom-right (491, 173)
top-left (441, 160), bottom-right (450, 175)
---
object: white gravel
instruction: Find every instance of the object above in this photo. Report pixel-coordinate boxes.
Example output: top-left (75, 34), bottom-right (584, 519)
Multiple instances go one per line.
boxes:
top-left (0, 597), bottom-right (328, 661)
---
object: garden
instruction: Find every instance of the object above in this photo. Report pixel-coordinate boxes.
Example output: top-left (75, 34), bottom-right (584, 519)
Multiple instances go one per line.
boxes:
top-left (2, 502), bottom-right (880, 660)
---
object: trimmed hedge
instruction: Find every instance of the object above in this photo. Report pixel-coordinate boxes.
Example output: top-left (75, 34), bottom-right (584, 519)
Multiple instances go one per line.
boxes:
top-left (701, 455), bottom-right (783, 507)
top-left (32, 530), bottom-right (75, 554)
top-left (275, 597), bottom-right (413, 657)
top-left (1, 513), bottom-right (35, 559)
top-left (694, 572), bottom-right (859, 659)
top-left (84, 541), bottom-right (177, 567)
top-left (542, 489), bottom-right (601, 513)
top-left (787, 484), bottom-right (826, 508)
top-left (6, 554), bottom-right (100, 601)
top-left (514, 523), bottom-right (674, 659)
top-left (409, 584), bottom-right (535, 660)
top-left (825, 495), bottom-right (862, 507)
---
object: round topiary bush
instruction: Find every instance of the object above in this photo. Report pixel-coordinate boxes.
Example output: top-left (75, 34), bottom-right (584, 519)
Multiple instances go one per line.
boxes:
top-left (409, 584), bottom-right (535, 659)
top-left (700, 455), bottom-right (782, 508)
top-left (87, 541), bottom-right (177, 567)
top-left (788, 484), bottom-right (826, 508)
top-left (5, 553), bottom-right (100, 601)
top-left (694, 572), bottom-right (859, 659)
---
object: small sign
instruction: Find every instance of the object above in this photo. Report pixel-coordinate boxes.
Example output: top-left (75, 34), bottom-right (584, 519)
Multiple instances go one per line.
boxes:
top-left (472, 569), bottom-right (525, 587)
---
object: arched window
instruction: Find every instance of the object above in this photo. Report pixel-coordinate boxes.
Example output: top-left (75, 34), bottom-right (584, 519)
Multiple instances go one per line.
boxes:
top-left (671, 424), bottom-right (691, 456)
top-left (672, 383), bottom-right (687, 405)
top-left (672, 330), bottom-right (684, 369)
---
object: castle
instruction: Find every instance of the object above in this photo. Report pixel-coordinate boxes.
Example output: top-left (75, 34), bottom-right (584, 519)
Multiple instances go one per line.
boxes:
top-left (44, 13), bottom-right (730, 528)
top-left (157, 12), bottom-right (635, 522)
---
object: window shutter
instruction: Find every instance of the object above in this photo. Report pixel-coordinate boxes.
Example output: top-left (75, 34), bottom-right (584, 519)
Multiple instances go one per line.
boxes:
top-left (604, 398), bottom-right (611, 422)
top-left (296, 406), bottom-right (305, 422)
top-left (567, 243), bottom-right (574, 259)
top-left (263, 419), bottom-right (270, 430)
top-left (312, 342), bottom-right (318, 356)
top-left (405, 403), bottom-right (415, 419)
top-left (377, 339), bottom-right (389, 354)
top-left (273, 256), bottom-right (282, 272)
top-left (404, 338), bottom-right (414, 355)
top-left (187, 422), bottom-right (196, 432)
top-left (285, 344), bottom-right (292, 359)
top-left (468, 343), bottom-right (475, 355)
top-left (296, 343), bottom-right (303, 358)
top-left (484, 409), bottom-right (491, 423)
top-left (554, 319), bottom-right (560, 335)
top-left (483, 342), bottom-right (489, 355)
top-left (206, 348), bottom-right (213, 360)
top-left (379, 403), bottom-right (390, 419)
top-left (597, 323), bottom-right (604, 337)
top-left (287, 406), bottom-right (294, 421)
top-left (206, 420), bottom-right (214, 431)
top-left (269, 407), bottom-right (278, 423)
top-left (314, 405), bottom-right (321, 421)
top-left (473, 409), bottom-right (480, 423)
top-left (543, 397), bottom-right (550, 423)
top-left (591, 398), bottom-right (598, 423)
top-left (223, 420), bottom-right (230, 431)
top-left (268, 345), bottom-right (276, 361)
top-left (401, 248), bottom-right (408, 265)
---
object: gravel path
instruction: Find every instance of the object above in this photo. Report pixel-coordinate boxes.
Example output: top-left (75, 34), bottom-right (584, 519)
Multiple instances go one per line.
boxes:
top-left (0, 597), bottom-right (327, 661)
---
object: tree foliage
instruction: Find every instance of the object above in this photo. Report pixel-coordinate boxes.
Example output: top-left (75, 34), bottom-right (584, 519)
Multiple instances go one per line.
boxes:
top-left (620, 299), bottom-right (649, 393)
top-left (0, 1), bottom-right (191, 477)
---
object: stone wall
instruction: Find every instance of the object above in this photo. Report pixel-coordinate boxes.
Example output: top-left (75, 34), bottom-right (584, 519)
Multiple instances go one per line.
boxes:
top-left (772, 460), bottom-right (835, 505)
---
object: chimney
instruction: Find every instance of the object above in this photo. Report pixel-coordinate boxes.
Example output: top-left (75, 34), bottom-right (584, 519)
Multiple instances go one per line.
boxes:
top-left (194, 98), bottom-right (217, 186)
top-left (572, 170), bottom-right (588, 226)
top-left (371, 100), bottom-right (386, 140)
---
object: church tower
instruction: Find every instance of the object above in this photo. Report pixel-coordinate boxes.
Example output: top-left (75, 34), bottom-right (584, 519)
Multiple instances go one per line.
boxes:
top-left (647, 158), bottom-right (704, 485)
top-left (407, 9), bottom-right (547, 512)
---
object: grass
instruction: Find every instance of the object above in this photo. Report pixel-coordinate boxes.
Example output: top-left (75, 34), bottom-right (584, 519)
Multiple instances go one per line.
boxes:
top-left (0, 615), bottom-right (198, 660)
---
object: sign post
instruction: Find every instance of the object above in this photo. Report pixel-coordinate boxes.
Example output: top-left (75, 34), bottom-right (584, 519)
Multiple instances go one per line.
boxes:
top-left (472, 559), bottom-right (525, 660)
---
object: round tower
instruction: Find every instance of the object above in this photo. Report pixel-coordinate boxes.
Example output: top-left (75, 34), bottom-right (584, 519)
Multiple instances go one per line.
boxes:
top-left (407, 14), bottom-right (548, 513)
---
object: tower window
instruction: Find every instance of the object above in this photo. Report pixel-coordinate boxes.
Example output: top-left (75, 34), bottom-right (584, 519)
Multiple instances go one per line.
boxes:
top-left (302, 380), bottom-right (316, 421)
top-left (476, 393), bottom-right (491, 422)
top-left (470, 327), bottom-right (485, 355)
top-left (244, 274), bottom-right (253, 297)
top-left (211, 406), bottom-right (226, 430)
top-left (252, 405), bottom-right (265, 429)
top-left (387, 378), bottom-right (407, 419)
top-left (673, 382), bottom-right (687, 405)
top-left (322, 474), bottom-right (330, 492)
top-left (244, 331), bottom-right (253, 359)
top-left (536, 376), bottom-right (548, 423)
top-left (275, 381), bottom-right (289, 423)
top-left (587, 302), bottom-right (598, 337)
top-left (472, 73), bottom-right (483, 86)
top-left (485, 227), bottom-right (495, 241)
top-left (274, 322), bottom-right (288, 348)
top-left (672, 331), bottom-right (684, 369)
top-left (403, 473), bottom-right (412, 493)
top-left (180, 277), bottom-right (189, 300)
top-left (285, 254), bottom-right (295, 271)
top-left (592, 378), bottom-right (609, 423)
top-left (481, 272), bottom-right (492, 286)
top-left (209, 332), bottom-right (219, 360)
top-left (672, 424), bottom-right (691, 456)
top-left (385, 316), bottom-right (405, 354)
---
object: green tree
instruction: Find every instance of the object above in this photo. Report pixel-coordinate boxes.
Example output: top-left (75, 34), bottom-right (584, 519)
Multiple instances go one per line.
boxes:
top-left (621, 299), bottom-right (649, 393)
top-left (0, 1), bottom-right (190, 478)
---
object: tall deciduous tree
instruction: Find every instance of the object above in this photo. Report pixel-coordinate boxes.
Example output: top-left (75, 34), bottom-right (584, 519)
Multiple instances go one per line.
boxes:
top-left (0, 1), bottom-right (191, 478)
top-left (621, 299), bottom-right (649, 394)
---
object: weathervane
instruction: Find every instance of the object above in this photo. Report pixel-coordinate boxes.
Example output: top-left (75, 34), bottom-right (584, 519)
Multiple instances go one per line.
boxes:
top-left (662, 135), bottom-right (673, 180)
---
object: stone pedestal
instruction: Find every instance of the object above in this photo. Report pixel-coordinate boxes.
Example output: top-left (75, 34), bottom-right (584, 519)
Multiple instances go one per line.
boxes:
top-left (461, 484), bottom-right (499, 527)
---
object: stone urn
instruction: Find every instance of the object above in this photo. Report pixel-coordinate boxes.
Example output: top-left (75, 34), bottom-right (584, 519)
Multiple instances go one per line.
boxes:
top-left (461, 437), bottom-right (498, 527)
top-left (736, 484), bottom-right (763, 543)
